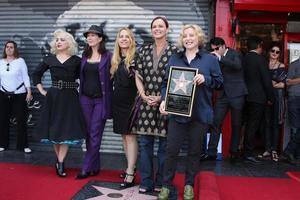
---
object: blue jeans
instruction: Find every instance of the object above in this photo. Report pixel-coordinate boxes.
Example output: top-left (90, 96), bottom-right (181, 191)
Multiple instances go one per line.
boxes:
top-left (139, 135), bottom-right (166, 190)
top-left (285, 96), bottom-right (300, 156)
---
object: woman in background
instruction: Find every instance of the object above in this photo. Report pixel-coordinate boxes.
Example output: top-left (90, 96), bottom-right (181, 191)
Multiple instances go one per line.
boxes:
top-left (111, 27), bottom-right (138, 188)
top-left (76, 25), bottom-right (112, 179)
top-left (33, 29), bottom-right (85, 177)
top-left (260, 43), bottom-right (286, 162)
top-left (0, 40), bottom-right (32, 153)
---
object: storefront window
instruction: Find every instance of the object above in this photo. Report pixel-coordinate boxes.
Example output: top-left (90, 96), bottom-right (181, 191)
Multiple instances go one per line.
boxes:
top-left (237, 23), bottom-right (284, 56)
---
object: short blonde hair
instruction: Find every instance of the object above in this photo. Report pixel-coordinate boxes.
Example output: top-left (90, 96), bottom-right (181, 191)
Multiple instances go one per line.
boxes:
top-left (178, 24), bottom-right (206, 49)
top-left (110, 27), bottom-right (136, 77)
top-left (50, 29), bottom-right (78, 55)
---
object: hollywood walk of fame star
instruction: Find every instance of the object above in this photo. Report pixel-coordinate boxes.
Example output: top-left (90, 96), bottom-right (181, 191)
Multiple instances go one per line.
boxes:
top-left (171, 72), bottom-right (192, 94)
top-left (87, 185), bottom-right (157, 200)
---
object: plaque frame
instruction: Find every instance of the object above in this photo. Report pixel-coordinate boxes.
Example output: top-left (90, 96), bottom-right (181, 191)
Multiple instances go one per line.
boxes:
top-left (164, 66), bottom-right (198, 117)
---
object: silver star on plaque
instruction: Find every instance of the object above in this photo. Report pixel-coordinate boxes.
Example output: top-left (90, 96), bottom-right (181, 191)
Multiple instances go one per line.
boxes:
top-left (171, 72), bottom-right (192, 94)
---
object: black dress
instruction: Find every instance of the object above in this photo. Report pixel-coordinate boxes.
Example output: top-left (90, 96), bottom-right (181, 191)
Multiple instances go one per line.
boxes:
top-left (32, 55), bottom-right (86, 144)
top-left (112, 58), bottom-right (137, 134)
top-left (269, 67), bottom-right (286, 124)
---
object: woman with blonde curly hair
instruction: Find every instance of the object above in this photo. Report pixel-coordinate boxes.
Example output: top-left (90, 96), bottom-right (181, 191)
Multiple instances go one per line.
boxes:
top-left (111, 27), bottom-right (138, 188)
top-left (33, 29), bottom-right (86, 177)
top-left (158, 24), bottom-right (223, 200)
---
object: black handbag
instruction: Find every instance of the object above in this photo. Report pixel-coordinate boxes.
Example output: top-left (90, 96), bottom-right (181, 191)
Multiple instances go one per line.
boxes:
top-left (274, 70), bottom-right (287, 83)
top-left (127, 95), bottom-right (142, 132)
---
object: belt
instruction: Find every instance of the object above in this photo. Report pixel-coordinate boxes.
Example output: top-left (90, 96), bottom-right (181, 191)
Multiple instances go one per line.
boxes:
top-left (52, 80), bottom-right (78, 90)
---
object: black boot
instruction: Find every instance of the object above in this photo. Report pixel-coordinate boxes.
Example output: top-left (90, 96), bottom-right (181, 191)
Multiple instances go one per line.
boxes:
top-left (76, 171), bottom-right (90, 179)
top-left (55, 161), bottom-right (67, 177)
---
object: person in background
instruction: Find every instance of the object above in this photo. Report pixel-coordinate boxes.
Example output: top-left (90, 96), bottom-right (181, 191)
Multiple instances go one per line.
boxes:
top-left (259, 43), bottom-right (286, 162)
top-left (76, 25), bottom-right (113, 179)
top-left (135, 16), bottom-right (178, 193)
top-left (32, 30), bottom-right (86, 177)
top-left (158, 24), bottom-right (223, 200)
top-left (243, 36), bottom-right (274, 164)
top-left (280, 56), bottom-right (300, 165)
top-left (203, 37), bottom-right (247, 162)
top-left (0, 40), bottom-right (32, 153)
top-left (111, 27), bottom-right (138, 188)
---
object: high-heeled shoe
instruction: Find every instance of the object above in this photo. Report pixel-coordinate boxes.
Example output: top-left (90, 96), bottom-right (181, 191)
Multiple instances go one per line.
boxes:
top-left (120, 173), bottom-right (135, 188)
top-left (90, 170), bottom-right (100, 176)
top-left (76, 171), bottom-right (90, 179)
top-left (55, 161), bottom-right (66, 177)
top-left (120, 166), bottom-right (136, 178)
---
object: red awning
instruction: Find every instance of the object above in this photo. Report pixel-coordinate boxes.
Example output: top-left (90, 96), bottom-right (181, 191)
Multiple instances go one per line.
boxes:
top-left (234, 0), bottom-right (300, 12)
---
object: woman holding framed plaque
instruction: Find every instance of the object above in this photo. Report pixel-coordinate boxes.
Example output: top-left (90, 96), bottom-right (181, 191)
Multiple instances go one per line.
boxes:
top-left (158, 24), bottom-right (223, 200)
top-left (135, 16), bottom-right (178, 193)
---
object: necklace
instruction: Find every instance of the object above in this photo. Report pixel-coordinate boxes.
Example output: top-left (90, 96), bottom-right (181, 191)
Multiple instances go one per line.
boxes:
top-left (269, 60), bottom-right (278, 69)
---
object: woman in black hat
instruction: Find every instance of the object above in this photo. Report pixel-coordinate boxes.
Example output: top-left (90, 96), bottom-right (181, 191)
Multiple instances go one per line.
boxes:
top-left (76, 25), bottom-right (113, 179)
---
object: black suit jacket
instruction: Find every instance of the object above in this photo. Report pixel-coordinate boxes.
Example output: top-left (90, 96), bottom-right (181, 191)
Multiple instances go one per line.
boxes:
top-left (243, 51), bottom-right (274, 104)
top-left (219, 48), bottom-right (248, 98)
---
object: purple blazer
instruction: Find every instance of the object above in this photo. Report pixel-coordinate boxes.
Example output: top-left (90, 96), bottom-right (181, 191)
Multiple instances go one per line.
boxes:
top-left (79, 51), bottom-right (113, 120)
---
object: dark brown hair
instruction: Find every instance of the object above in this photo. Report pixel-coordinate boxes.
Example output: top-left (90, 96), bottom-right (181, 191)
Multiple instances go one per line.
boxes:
top-left (268, 41), bottom-right (282, 53)
top-left (150, 16), bottom-right (169, 29)
top-left (83, 36), bottom-right (107, 58)
top-left (3, 40), bottom-right (19, 58)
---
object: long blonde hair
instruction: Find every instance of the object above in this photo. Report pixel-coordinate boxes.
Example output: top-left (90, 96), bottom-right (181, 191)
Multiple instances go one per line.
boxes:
top-left (111, 28), bottom-right (136, 77)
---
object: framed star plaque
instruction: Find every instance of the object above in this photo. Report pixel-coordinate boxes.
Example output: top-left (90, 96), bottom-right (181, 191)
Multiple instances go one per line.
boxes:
top-left (165, 66), bottom-right (198, 117)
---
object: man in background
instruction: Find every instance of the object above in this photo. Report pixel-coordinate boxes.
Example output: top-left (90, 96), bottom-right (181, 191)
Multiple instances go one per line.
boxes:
top-left (203, 37), bottom-right (247, 162)
top-left (243, 36), bottom-right (274, 163)
top-left (281, 56), bottom-right (300, 165)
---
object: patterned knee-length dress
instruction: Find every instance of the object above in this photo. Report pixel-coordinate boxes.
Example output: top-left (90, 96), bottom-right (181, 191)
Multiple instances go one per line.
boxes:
top-left (133, 43), bottom-right (178, 137)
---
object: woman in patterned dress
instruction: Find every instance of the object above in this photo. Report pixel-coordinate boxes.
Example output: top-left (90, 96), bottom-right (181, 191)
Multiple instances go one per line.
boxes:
top-left (135, 16), bottom-right (177, 193)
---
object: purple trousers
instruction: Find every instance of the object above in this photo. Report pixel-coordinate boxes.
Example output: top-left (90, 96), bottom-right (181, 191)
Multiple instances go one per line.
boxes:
top-left (80, 95), bottom-right (106, 172)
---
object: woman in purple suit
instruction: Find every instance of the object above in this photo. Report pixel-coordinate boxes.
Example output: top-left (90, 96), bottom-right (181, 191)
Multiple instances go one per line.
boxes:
top-left (76, 25), bottom-right (113, 179)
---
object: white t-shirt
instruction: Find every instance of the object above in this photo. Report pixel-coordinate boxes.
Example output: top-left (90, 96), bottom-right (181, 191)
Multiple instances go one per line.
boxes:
top-left (0, 57), bottom-right (30, 94)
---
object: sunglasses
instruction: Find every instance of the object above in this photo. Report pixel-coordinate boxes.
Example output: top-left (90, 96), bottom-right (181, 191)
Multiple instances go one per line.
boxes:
top-left (6, 63), bottom-right (9, 71)
top-left (211, 46), bottom-right (220, 51)
top-left (271, 49), bottom-right (280, 54)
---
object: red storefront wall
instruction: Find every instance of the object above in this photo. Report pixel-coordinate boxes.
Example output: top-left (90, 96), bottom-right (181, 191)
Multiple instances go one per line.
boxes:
top-left (215, 0), bottom-right (300, 157)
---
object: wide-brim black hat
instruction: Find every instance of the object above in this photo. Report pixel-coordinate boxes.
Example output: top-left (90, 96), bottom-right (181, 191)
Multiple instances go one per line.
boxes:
top-left (83, 25), bottom-right (107, 40)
